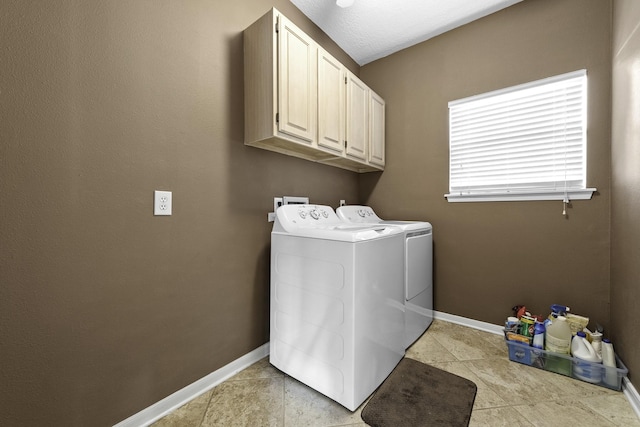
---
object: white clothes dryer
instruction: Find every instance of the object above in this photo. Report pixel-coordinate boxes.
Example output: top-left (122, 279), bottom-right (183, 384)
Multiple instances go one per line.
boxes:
top-left (270, 204), bottom-right (405, 411)
top-left (337, 205), bottom-right (433, 348)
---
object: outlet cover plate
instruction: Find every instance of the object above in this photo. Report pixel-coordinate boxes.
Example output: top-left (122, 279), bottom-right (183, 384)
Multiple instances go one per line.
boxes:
top-left (154, 191), bottom-right (172, 215)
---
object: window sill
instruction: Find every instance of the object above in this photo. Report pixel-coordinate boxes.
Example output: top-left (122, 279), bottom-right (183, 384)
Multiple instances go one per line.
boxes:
top-left (445, 188), bottom-right (596, 203)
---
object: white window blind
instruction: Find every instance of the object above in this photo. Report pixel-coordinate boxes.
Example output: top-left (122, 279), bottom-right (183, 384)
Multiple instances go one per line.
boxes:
top-left (446, 70), bottom-right (595, 202)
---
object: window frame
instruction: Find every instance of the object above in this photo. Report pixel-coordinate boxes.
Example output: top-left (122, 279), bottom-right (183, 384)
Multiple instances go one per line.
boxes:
top-left (445, 70), bottom-right (596, 203)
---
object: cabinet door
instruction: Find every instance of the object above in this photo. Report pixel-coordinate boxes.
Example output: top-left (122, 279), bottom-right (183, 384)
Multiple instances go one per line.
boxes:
top-left (318, 49), bottom-right (345, 154)
top-left (345, 73), bottom-right (368, 160)
top-left (369, 91), bottom-right (385, 167)
top-left (278, 15), bottom-right (317, 144)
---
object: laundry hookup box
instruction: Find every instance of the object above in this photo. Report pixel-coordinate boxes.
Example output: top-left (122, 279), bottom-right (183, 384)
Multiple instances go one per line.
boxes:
top-left (504, 334), bottom-right (629, 391)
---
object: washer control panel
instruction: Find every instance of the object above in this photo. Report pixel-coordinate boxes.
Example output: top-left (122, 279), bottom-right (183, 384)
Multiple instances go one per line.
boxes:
top-left (336, 205), bottom-right (383, 223)
top-left (274, 204), bottom-right (403, 241)
top-left (356, 208), bottom-right (376, 218)
top-left (274, 204), bottom-right (342, 228)
top-left (293, 205), bottom-right (335, 224)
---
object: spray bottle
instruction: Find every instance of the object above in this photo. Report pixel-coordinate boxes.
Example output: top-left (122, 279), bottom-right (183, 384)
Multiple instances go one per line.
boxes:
top-left (545, 304), bottom-right (571, 329)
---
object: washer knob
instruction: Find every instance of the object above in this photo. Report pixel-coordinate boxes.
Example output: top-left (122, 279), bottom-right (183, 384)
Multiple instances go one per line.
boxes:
top-left (357, 209), bottom-right (366, 217)
top-left (309, 209), bottom-right (320, 220)
top-left (298, 210), bottom-right (307, 219)
top-left (321, 209), bottom-right (329, 218)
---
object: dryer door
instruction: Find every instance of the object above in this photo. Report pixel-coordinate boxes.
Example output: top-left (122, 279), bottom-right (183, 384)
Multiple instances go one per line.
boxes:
top-left (405, 231), bottom-right (432, 301)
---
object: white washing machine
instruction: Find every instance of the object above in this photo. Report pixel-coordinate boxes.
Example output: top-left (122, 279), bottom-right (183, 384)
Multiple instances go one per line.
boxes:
top-left (270, 204), bottom-right (405, 411)
top-left (337, 205), bottom-right (433, 348)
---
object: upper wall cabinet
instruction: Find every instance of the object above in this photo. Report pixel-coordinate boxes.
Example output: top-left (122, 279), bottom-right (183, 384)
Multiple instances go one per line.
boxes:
top-left (345, 71), bottom-right (369, 161)
top-left (243, 8), bottom-right (385, 173)
top-left (277, 15), bottom-right (317, 144)
top-left (317, 48), bottom-right (345, 155)
top-left (369, 91), bottom-right (386, 168)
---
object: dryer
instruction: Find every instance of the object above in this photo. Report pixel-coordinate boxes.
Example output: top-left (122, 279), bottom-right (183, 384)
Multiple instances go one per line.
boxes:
top-left (337, 205), bottom-right (433, 348)
top-left (270, 204), bottom-right (405, 411)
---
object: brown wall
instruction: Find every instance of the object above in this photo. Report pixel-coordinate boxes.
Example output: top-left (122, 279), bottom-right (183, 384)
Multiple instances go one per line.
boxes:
top-left (360, 0), bottom-right (612, 327)
top-left (2, 0), bottom-right (636, 425)
top-left (0, 1), bottom-right (358, 425)
top-left (611, 0), bottom-right (640, 382)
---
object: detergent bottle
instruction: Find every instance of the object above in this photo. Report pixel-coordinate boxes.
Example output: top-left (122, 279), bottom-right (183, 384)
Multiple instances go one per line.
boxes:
top-left (571, 331), bottom-right (602, 383)
top-left (602, 339), bottom-right (618, 388)
top-left (544, 315), bottom-right (572, 376)
top-left (545, 316), bottom-right (571, 354)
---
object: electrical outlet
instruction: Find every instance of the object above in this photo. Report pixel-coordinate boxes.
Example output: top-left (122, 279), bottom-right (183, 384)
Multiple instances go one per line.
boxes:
top-left (154, 191), bottom-right (172, 216)
top-left (340, 199), bottom-right (346, 206)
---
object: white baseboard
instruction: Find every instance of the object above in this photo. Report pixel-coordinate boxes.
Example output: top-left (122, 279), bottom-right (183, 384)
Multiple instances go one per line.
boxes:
top-left (623, 377), bottom-right (640, 420)
top-left (433, 310), bottom-right (504, 335)
top-left (114, 312), bottom-right (639, 426)
top-left (113, 343), bottom-right (269, 427)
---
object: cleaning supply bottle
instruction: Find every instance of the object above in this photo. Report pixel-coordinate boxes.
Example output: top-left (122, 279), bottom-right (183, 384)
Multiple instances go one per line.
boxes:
top-left (545, 316), bottom-right (571, 354)
top-left (532, 321), bottom-right (545, 349)
top-left (590, 331), bottom-right (603, 358)
top-left (571, 331), bottom-right (602, 383)
top-left (602, 339), bottom-right (618, 387)
top-left (545, 304), bottom-right (570, 329)
top-left (544, 315), bottom-right (572, 376)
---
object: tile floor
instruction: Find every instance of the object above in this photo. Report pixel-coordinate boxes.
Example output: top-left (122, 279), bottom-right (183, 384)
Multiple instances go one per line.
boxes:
top-left (152, 320), bottom-right (640, 426)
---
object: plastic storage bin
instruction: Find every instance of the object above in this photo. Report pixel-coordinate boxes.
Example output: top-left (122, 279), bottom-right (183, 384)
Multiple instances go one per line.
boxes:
top-left (505, 335), bottom-right (628, 390)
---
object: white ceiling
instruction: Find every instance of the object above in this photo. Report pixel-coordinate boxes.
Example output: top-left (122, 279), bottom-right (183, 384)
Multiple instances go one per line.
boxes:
top-left (290, 0), bottom-right (523, 65)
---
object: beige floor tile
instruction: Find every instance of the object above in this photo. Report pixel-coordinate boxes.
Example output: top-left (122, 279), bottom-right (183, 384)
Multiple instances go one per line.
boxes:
top-left (480, 329), bottom-right (511, 352)
top-left (151, 390), bottom-right (213, 427)
top-left (147, 320), bottom-right (640, 427)
top-left (283, 376), bottom-right (365, 427)
top-left (513, 399), bottom-right (616, 427)
top-left (200, 377), bottom-right (284, 427)
top-left (428, 321), bottom-right (505, 361)
top-left (406, 332), bottom-right (459, 364)
top-left (227, 357), bottom-right (283, 382)
top-left (468, 358), bottom-right (568, 404)
top-left (577, 393), bottom-right (640, 426)
top-left (337, 424), bottom-right (368, 426)
top-left (469, 406), bottom-right (534, 426)
top-left (430, 360), bottom-right (509, 409)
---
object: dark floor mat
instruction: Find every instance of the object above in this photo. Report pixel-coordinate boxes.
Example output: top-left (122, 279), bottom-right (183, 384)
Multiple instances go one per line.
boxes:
top-left (361, 358), bottom-right (477, 427)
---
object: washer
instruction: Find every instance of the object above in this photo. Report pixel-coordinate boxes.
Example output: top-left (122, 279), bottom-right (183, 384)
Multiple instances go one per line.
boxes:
top-left (337, 205), bottom-right (433, 348)
top-left (270, 204), bottom-right (405, 411)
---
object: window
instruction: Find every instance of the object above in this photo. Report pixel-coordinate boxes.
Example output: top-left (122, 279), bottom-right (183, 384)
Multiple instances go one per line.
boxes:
top-left (445, 70), bottom-right (595, 202)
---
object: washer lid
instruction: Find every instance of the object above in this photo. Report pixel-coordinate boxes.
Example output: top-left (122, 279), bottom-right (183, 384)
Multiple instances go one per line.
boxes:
top-left (336, 205), bottom-right (432, 231)
top-left (273, 204), bottom-right (403, 242)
